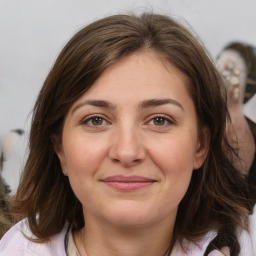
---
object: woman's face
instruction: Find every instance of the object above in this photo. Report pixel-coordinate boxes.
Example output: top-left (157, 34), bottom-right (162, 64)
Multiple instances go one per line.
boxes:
top-left (55, 51), bottom-right (209, 229)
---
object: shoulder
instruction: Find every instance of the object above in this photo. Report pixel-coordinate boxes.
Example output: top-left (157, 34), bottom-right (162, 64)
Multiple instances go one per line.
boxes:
top-left (0, 219), bottom-right (68, 256)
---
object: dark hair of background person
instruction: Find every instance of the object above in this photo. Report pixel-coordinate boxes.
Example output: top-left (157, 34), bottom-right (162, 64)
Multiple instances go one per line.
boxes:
top-left (11, 13), bottom-right (251, 253)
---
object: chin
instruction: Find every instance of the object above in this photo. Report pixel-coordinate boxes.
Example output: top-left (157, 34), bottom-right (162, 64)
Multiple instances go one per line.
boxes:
top-left (109, 215), bottom-right (154, 229)
top-left (103, 203), bottom-right (157, 228)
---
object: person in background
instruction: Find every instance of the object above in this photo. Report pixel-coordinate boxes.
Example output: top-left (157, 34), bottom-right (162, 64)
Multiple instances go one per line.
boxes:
top-left (216, 42), bottom-right (256, 202)
top-left (0, 13), bottom-right (254, 256)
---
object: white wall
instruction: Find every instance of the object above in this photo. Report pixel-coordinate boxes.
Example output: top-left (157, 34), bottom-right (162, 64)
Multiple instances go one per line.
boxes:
top-left (1, 0), bottom-right (256, 192)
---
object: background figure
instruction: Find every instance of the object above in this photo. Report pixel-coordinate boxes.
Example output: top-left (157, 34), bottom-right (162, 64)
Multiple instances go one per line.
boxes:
top-left (0, 129), bottom-right (23, 237)
top-left (216, 42), bottom-right (256, 202)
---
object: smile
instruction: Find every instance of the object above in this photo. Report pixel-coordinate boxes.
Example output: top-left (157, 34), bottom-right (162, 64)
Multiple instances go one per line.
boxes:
top-left (100, 175), bottom-right (157, 191)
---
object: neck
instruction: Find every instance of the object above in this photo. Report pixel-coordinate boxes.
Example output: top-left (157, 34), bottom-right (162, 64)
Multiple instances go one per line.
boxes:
top-left (74, 214), bottom-right (175, 256)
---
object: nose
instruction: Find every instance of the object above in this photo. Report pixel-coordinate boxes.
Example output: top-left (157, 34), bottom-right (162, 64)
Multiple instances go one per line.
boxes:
top-left (109, 126), bottom-right (146, 167)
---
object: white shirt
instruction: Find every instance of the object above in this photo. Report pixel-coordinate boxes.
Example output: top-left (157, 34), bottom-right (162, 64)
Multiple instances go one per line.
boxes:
top-left (0, 206), bottom-right (255, 256)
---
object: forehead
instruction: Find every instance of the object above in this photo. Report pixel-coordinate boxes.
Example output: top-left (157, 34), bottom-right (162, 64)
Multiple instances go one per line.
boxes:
top-left (67, 51), bottom-right (197, 124)
top-left (79, 51), bottom-right (191, 99)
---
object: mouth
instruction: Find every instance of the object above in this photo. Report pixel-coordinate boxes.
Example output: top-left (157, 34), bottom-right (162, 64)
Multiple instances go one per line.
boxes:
top-left (100, 175), bottom-right (157, 191)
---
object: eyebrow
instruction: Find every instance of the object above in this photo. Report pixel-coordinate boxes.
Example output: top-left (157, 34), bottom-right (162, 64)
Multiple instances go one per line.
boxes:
top-left (72, 100), bottom-right (116, 115)
top-left (139, 99), bottom-right (184, 110)
top-left (72, 98), bottom-right (184, 115)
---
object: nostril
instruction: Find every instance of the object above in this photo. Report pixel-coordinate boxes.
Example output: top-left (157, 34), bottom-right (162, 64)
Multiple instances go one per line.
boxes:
top-left (111, 157), bottom-right (143, 168)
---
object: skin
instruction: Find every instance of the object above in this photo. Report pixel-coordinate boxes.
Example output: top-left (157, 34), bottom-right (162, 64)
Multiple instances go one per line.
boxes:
top-left (55, 51), bottom-right (210, 256)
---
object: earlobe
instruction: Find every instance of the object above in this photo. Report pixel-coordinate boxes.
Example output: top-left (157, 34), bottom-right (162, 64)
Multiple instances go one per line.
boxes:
top-left (193, 126), bottom-right (211, 170)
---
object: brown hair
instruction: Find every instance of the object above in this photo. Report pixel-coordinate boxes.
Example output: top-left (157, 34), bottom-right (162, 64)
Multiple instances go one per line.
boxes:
top-left (12, 13), bottom-right (250, 253)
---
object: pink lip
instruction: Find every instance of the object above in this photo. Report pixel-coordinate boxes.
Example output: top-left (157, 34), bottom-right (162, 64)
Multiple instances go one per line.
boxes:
top-left (100, 175), bottom-right (156, 191)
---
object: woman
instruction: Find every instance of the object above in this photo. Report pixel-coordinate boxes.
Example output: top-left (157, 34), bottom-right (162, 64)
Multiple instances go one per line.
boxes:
top-left (0, 13), bottom-right (254, 255)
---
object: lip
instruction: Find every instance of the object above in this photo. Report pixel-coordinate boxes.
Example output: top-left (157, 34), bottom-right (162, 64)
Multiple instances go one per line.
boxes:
top-left (100, 175), bottom-right (157, 191)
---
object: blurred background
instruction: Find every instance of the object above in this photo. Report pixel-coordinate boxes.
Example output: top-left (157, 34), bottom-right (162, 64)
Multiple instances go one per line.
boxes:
top-left (1, 0), bottom-right (256, 192)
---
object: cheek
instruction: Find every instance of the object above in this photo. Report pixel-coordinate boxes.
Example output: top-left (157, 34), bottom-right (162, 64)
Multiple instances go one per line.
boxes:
top-left (148, 135), bottom-right (196, 197)
top-left (63, 137), bottom-right (108, 206)
top-left (63, 134), bottom-right (108, 174)
top-left (149, 135), bottom-right (198, 174)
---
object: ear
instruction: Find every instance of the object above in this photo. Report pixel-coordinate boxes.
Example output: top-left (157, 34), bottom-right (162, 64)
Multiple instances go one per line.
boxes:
top-left (193, 126), bottom-right (211, 170)
top-left (51, 135), bottom-right (68, 176)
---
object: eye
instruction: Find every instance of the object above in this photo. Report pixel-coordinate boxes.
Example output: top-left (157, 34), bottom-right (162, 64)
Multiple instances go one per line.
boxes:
top-left (81, 116), bottom-right (108, 126)
top-left (146, 115), bottom-right (177, 130)
top-left (148, 116), bottom-right (173, 126)
top-left (151, 117), bottom-right (169, 126)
